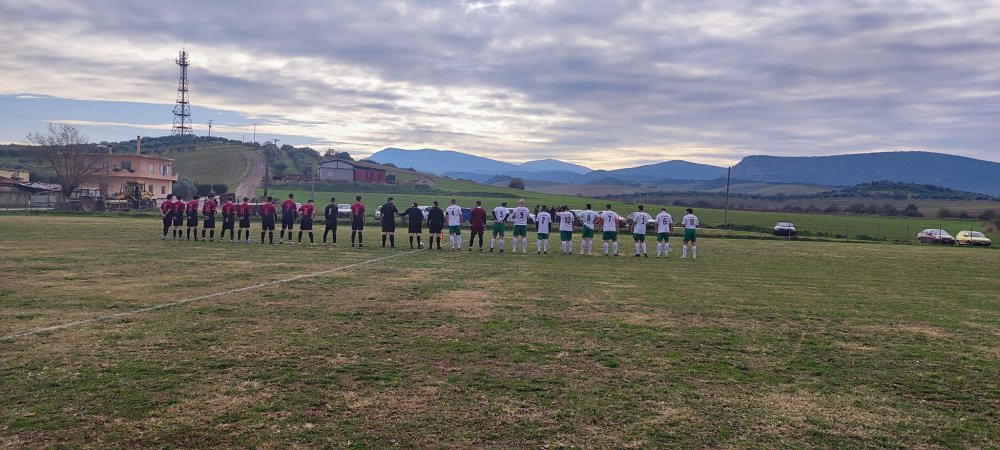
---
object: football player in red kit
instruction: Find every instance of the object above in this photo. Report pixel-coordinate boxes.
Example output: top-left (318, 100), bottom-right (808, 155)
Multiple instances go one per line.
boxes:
top-left (220, 197), bottom-right (237, 242)
top-left (237, 197), bottom-right (253, 243)
top-left (259, 196), bottom-right (277, 244)
top-left (201, 194), bottom-right (218, 241)
top-left (298, 199), bottom-right (317, 245)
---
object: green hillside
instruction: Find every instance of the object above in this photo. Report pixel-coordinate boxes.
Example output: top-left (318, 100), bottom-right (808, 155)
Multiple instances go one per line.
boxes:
top-left (167, 146), bottom-right (258, 188)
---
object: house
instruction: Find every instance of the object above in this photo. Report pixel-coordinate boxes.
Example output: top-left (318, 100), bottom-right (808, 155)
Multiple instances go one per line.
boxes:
top-left (0, 168), bottom-right (29, 182)
top-left (317, 159), bottom-right (388, 184)
top-left (93, 137), bottom-right (178, 199)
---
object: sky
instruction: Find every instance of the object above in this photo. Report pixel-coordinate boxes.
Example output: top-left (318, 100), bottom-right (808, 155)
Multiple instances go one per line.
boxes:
top-left (0, 0), bottom-right (997, 169)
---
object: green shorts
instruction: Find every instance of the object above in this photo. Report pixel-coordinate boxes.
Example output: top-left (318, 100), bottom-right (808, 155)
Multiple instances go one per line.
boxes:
top-left (537, 233), bottom-right (549, 240)
top-left (657, 232), bottom-right (670, 242)
top-left (449, 225), bottom-right (461, 235)
top-left (513, 225), bottom-right (527, 237)
top-left (492, 223), bottom-right (506, 236)
top-left (602, 231), bottom-right (618, 241)
top-left (559, 230), bottom-right (573, 241)
top-left (683, 228), bottom-right (697, 242)
top-left (582, 227), bottom-right (595, 239)
top-left (633, 233), bottom-right (645, 242)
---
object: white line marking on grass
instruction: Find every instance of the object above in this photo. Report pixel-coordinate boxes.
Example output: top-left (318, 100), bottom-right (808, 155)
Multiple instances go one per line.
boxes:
top-left (1, 250), bottom-right (421, 342)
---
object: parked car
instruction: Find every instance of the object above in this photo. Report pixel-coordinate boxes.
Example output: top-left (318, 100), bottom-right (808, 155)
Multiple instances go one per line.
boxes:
top-left (337, 203), bottom-right (351, 218)
top-left (773, 221), bottom-right (797, 237)
top-left (917, 229), bottom-right (956, 245)
top-left (955, 230), bottom-right (992, 247)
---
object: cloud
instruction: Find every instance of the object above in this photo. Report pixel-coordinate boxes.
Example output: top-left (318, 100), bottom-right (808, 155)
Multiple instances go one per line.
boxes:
top-left (0, 0), bottom-right (997, 168)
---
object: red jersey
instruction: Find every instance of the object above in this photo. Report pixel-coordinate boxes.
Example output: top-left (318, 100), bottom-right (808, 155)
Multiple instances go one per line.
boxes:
top-left (237, 203), bottom-right (253, 217)
top-left (260, 203), bottom-right (277, 218)
top-left (299, 203), bottom-right (315, 218)
top-left (202, 199), bottom-right (217, 214)
top-left (160, 201), bottom-right (173, 215)
top-left (186, 199), bottom-right (199, 213)
top-left (470, 207), bottom-right (487, 229)
top-left (281, 199), bottom-right (297, 216)
top-left (221, 202), bottom-right (236, 215)
top-left (351, 202), bottom-right (365, 218)
top-left (172, 200), bottom-right (185, 214)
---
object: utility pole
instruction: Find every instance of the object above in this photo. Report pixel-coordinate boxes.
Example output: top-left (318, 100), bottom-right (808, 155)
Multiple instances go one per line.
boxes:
top-left (723, 166), bottom-right (732, 228)
top-left (311, 161), bottom-right (316, 201)
top-left (207, 120), bottom-right (213, 137)
top-left (263, 142), bottom-right (272, 199)
top-left (252, 124), bottom-right (257, 144)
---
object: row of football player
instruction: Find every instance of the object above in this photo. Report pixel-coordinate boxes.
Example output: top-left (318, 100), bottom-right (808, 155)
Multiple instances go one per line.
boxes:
top-left (159, 194), bottom-right (701, 258)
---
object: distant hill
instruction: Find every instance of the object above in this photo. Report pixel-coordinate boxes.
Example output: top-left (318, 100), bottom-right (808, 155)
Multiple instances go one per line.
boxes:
top-left (732, 151), bottom-right (1000, 195)
top-left (518, 159), bottom-right (591, 174)
top-left (586, 160), bottom-right (727, 183)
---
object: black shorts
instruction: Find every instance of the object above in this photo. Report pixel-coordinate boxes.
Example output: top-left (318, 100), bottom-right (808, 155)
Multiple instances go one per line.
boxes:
top-left (352, 218), bottom-right (365, 231)
top-left (203, 214), bottom-right (216, 229)
top-left (186, 212), bottom-right (198, 228)
top-left (172, 215), bottom-right (184, 226)
top-left (408, 224), bottom-right (423, 234)
top-left (381, 220), bottom-right (396, 232)
top-left (222, 215), bottom-right (235, 230)
top-left (162, 215), bottom-right (172, 228)
top-left (300, 218), bottom-right (313, 231)
top-left (325, 220), bottom-right (337, 231)
top-left (262, 218), bottom-right (275, 231)
top-left (239, 217), bottom-right (251, 229)
top-left (429, 224), bottom-right (443, 234)
top-left (281, 214), bottom-right (295, 229)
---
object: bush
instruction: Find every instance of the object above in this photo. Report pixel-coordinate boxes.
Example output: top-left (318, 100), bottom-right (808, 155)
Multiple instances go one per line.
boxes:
top-left (978, 209), bottom-right (996, 221)
top-left (824, 204), bottom-right (840, 213)
top-left (508, 177), bottom-right (525, 190)
top-left (937, 208), bottom-right (953, 218)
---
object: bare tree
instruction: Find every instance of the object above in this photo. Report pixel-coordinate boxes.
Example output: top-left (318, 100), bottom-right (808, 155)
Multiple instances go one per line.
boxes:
top-left (26, 123), bottom-right (102, 199)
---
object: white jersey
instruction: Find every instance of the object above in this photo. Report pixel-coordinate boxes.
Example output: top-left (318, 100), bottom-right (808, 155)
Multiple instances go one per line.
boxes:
top-left (655, 212), bottom-right (673, 233)
top-left (600, 210), bottom-right (619, 232)
top-left (682, 213), bottom-right (699, 229)
top-left (558, 211), bottom-right (574, 231)
top-left (512, 206), bottom-right (531, 225)
top-left (632, 212), bottom-right (651, 234)
top-left (445, 205), bottom-right (463, 226)
top-left (536, 212), bottom-right (551, 234)
top-left (492, 206), bottom-right (509, 223)
top-left (579, 210), bottom-right (598, 230)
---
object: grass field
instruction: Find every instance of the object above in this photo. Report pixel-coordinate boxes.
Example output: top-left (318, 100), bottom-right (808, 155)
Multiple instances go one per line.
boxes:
top-left (168, 146), bottom-right (257, 188)
top-left (1, 214), bottom-right (998, 448)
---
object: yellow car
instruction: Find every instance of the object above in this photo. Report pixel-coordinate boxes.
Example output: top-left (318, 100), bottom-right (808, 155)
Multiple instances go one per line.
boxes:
top-left (955, 231), bottom-right (992, 247)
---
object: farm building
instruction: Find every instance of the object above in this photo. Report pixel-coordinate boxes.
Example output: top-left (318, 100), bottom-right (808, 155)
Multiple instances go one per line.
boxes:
top-left (317, 159), bottom-right (388, 184)
top-left (0, 178), bottom-right (56, 208)
top-left (92, 137), bottom-right (178, 199)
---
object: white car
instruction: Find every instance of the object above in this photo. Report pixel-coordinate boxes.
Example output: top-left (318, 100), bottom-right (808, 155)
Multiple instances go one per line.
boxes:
top-left (773, 221), bottom-right (797, 236)
top-left (337, 203), bottom-right (351, 217)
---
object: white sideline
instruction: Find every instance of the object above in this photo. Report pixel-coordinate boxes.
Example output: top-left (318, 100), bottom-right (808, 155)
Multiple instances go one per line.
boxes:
top-left (1, 250), bottom-right (421, 342)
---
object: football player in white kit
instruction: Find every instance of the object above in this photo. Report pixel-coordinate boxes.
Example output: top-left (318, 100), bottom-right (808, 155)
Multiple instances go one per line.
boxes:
top-left (490, 202), bottom-right (509, 252)
top-left (631, 204), bottom-right (652, 257)
top-left (511, 199), bottom-right (532, 254)
top-left (535, 206), bottom-right (551, 254)
top-left (599, 204), bottom-right (620, 256)
top-left (655, 208), bottom-right (674, 257)
top-left (445, 198), bottom-right (464, 251)
top-left (681, 208), bottom-right (699, 259)
top-left (557, 206), bottom-right (575, 255)
top-left (578, 203), bottom-right (598, 255)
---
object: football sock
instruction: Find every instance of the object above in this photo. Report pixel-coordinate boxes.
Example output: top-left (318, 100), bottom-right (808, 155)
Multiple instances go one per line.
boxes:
top-left (382, 235), bottom-right (387, 246)
top-left (456, 235), bottom-right (462, 249)
top-left (358, 232), bottom-right (363, 244)
top-left (588, 241), bottom-right (593, 253)
top-left (613, 242), bottom-right (618, 254)
top-left (490, 238), bottom-right (496, 249)
top-left (682, 245), bottom-right (688, 257)
top-left (409, 236), bottom-right (414, 248)
top-left (635, 243), bottom-right (641, 254)
top-left (389, 235), bottom-right (394, 247)
top-left (665, 243), bottom-right (670, 254)
top-left (603, 243), bottom-right (609, 254)
top-left (309, 232), bottom-right (314, 244)
top-left (692, 245), bottom-right (697, 257)
top-left (538, 240), bottom-right (542, 252)
top-left (417, 236), bottom-right (422, 247)
top-left (269, 231), bottom-right (274, 244)
top-left (260, 231), bottom-right (265, 243)
top-left (641, 243), bottom-right (647, 254)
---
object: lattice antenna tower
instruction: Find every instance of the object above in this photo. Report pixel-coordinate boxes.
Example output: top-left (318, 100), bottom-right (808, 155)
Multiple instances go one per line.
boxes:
top-left (172, 49), bottom-right (192, 136)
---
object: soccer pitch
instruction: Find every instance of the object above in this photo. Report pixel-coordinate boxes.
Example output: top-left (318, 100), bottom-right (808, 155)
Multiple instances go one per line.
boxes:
top-left (1, 215), bottom-right (998, 448)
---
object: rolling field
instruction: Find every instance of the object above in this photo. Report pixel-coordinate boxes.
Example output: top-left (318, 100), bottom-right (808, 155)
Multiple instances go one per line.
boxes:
top-left (168, 146), bottom-right (258, 188)
top-left (1, 214), bottom-right (998, 448)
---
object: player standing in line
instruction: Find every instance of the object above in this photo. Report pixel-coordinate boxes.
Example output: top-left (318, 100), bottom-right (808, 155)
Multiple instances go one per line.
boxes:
top-left (201, 194), bottom-right (218, 242)
top-left (380, 197), bottom-right (399, 248)
top-left (259, 196), bottom-right (277, 244)
top-left (469, 200), bottom-right (487, 251)
top-left (681, 208), bottom-right (699, 259)
top-left (579, 204), bottom-right (598, 255)
top-left (280, 193), bottom-right (297, 244)
top-left (298, 199), bottom-right (317, 245)
top-left (511, 199), bottom-right (531, 254)
top-left (631, 204), bottom-right (651, 257)
top-left (323, 197), bottom-right (338, 247)
top-left (490, 201), bottom-right (509, 253)
top-left (655, 208), bottom-right (673, 257)
top-left (220, 197), bottom-right (237, 242)
top-left (557, 205), bottom-right (575, 255)
top-left (426, 201), bottom-right (445, 250)
top-left (445, 198), bottom-right (464, 251)
top-left (599, 204), bottom-right (620, 256)
top-left (237, 197), bottom-right (253, 243)
top-left (185, 195), bottom-right (200, 240)
top-left (171, 195), bottom-right (185, 239)
top-left (535, 205), bottom-right (551, 254)
top-left (350, 195), bottom-right (366, 247)
top-left (401, 202), bottom-right (424, 249)
top-left (160, 194), bottom-right (174, 240)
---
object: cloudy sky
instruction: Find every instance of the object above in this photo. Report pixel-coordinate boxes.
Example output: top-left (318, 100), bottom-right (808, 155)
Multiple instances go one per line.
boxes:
top-left (1, 0), bottom-right (997, 169)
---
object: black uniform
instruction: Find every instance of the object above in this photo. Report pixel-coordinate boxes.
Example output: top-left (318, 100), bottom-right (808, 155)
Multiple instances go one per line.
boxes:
top-left (323, 203), bottom-right (338, 242)
top-left (402, 206), bottom-right (424, 234)
top-left (380, 202), bottom-right (398, 232)
top-left (427, 206), bottom-right (445, 234)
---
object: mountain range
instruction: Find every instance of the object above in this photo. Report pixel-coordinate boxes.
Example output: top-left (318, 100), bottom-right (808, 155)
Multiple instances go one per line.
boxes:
top-left (369, 148), bottom-right (1000, 195)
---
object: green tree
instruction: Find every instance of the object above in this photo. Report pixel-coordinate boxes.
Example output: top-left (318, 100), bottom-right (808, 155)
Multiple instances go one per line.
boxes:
top-left (508, 177), bottom-right (525, 190)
